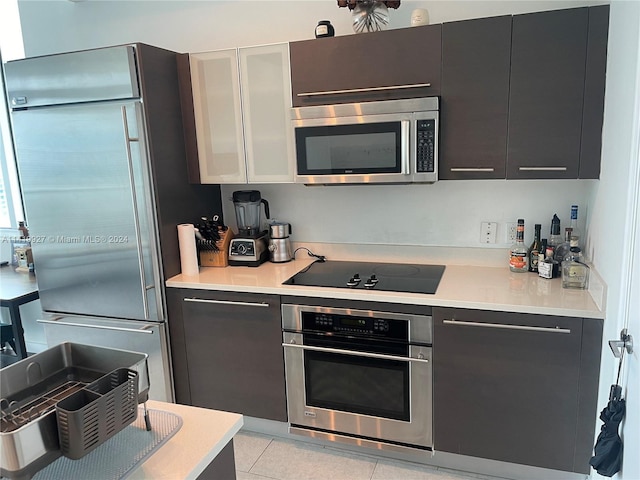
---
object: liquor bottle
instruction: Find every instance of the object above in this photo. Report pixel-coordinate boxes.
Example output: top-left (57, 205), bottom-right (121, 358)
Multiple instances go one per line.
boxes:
top-left (548, 214), bottom-right (562, 249)
top-left (562, 247), bottom-right (589, 289)
top-left (538, 238), bottom-right (548, 269)
top-left (569, 205), bottom-right (582, 248)
top-left (509, 219), bottom-right (528, 273)
top-left (538, 244), bottom-right (554, 279)
top-left (528, 224), bottom-right (542, 273)
top-left (18, 221), bottom-right (29, 239)
top-left (554, 227), bottom-right (573, 264)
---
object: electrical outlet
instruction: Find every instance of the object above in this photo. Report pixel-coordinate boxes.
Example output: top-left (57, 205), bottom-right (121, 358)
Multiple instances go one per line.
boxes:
top-left (480, 222), bottom-right (498, 244)
top-left (505, 222), bottom-right (517, 243)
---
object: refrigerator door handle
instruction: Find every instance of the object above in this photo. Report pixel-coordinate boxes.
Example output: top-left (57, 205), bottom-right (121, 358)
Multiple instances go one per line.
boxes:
top-left (37, 318), bottom-right (155, 334)
top-left (121, 104), bottom-right (163, 320)
top-left (121, 106), bottom-right (151, 320)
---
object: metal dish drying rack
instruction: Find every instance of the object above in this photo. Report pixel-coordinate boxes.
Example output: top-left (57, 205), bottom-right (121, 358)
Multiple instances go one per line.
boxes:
top-left (0, 342), bottom-right (151, 480)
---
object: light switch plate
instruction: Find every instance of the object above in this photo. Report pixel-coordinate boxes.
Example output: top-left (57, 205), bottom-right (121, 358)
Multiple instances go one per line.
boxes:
top-left (480, 222), bottom-right (498, 244)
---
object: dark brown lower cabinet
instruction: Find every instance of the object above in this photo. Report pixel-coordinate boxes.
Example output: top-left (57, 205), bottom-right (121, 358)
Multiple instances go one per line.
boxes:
top-left (433, 308), bottom-right (602, 474)
top-left (167, 288), bottom-right (287, 422)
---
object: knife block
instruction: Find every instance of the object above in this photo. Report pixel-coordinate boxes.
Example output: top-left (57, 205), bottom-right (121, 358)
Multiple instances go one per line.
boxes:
top-left (199, 229), bottom-right (234, 267)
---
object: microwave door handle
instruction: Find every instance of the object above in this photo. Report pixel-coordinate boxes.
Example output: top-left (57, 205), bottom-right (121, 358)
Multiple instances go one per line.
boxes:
top-left (401, 120), bottom-right (411, 175)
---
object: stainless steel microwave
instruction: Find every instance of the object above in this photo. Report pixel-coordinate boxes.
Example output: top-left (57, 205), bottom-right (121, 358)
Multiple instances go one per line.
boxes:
top-left (291, 97), bottom-right (439, 185)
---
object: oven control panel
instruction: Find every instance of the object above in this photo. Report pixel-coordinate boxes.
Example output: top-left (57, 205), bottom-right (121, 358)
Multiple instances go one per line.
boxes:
top-left (303, 312), bottom-right (407, 340)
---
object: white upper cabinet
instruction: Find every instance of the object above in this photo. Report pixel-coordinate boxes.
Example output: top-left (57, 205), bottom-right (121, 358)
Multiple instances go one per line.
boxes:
top-left (190, 49), bottom-right (246, 184)
top-left (189, 43), bottom-right (294, 184)
top-left (240, 43), bottom-right (295, 183)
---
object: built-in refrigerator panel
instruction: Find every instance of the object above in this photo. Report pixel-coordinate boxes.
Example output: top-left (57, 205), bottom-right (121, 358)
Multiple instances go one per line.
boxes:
top-left (11, 100), bottom-right (162, 321)
top-left (39, 314), bottom-right (173, 402)
top-left (4, 45), bottom-right (139, 108)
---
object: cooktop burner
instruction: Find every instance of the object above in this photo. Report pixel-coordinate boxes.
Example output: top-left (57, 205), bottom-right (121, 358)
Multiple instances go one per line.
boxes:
top-left (283, 260), bottom-right (445, 295)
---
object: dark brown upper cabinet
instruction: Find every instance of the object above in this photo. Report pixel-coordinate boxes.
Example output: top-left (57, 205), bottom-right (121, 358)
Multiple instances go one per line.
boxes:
top-left (439, 16), bottom-right (512, 179)
top-left (289, 25), bottom-right (441, 107)
top-left (506, 7), bottom-right (608, 179)
top-left (580, 5), bottom-right (609, 179)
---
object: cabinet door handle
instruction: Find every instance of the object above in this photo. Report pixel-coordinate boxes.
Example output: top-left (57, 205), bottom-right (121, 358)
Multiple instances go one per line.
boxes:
top-left (442, 319), bottom-right (571, 334)
top-left (518, 167), bottom-right (568, 172)
top-left (184, 298), bottom-right (270, 308)
top-left (450, 168), bottom-right (495, 172)
top-left (297, 83), bottom-right (432, 97)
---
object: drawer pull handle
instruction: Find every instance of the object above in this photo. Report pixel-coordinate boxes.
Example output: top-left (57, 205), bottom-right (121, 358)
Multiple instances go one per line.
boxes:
top-left (518, 167), bottom-right (568, 171)
top-left (450, 168), bottom-right (495, 172)
top-left (184, 298), bottom-right (269, 308)
top-left (37, 318), bottom-right (155, 334)
top-left (297, 83), bottom-right (432, 97)
top-left (443, 319), bottom-right (570, 334)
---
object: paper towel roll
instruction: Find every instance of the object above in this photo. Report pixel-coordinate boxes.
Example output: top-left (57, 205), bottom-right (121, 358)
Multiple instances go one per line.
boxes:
top-left (177, 224), bottom-right (199, 276)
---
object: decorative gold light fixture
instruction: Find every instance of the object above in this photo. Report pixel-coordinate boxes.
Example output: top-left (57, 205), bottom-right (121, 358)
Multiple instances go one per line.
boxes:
top-left (338, 1), bottom-right (401, 33)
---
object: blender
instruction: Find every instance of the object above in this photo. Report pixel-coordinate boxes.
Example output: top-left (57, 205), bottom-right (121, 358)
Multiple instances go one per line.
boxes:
top-left (228, 190), bottom-right (270, 266)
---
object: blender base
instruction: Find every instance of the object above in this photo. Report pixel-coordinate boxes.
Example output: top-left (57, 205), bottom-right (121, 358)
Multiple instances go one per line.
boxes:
top-left (228, 233), bottom-right (270, 267)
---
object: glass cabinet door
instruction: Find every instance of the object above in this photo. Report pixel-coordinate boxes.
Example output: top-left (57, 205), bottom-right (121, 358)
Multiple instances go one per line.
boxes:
top-left (239, 43), bottom-right (295, 183)
top-left (190, 49), bottom-right (247, 184)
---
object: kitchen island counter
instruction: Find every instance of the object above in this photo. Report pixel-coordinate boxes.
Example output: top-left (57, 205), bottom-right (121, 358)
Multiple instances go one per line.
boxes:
top-left (166, 253), bottom-right (604, 319)
top-left (129, 400), bottom-right (243, 480)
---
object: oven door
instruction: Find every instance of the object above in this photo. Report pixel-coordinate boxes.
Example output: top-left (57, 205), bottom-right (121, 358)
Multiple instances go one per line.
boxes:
top-left (282, 331), bottom-right (432, 450)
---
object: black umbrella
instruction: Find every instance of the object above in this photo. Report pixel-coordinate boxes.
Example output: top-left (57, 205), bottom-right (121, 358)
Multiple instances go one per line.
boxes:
top-left (589, 382), bottom-right (625, 476)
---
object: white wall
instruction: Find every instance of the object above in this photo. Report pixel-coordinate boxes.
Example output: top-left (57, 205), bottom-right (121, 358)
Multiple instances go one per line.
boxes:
top-left (13, 0), bottom-right (606, 252)
top-left (587, 1), bottom-right (640, 479)
top-left (16, 0), bottom-right (606, 58)
top-left (221, 181), bottom-right (593, 248)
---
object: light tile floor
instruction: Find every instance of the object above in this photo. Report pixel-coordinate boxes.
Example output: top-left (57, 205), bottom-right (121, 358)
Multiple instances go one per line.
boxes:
top-left (234, 431), bottom-right (511, 480)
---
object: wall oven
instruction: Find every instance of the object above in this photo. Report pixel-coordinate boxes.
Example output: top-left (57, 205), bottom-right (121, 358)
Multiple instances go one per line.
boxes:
top-left (291, 97), bottom-right (439, 185)
top-left (282, 304), bottom-right (433, 453)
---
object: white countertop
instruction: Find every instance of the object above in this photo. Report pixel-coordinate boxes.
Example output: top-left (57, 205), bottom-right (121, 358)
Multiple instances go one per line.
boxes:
top-left (129, 401), bottom-right (243, 480)
top-left (166, 254), bottom-right (605, 319)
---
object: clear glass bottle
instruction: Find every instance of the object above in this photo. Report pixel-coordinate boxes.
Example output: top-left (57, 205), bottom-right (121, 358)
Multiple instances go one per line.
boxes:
top-left (509, 219), bottom-right (528, 273)
top-left (554, 227), bottom-right (573, 263)
top-left (569, 205), bottom-right (581, 248)
top-left (528, 224), bottom-right (542, 273)
top-left (562, 247), bottom-right (589, 289)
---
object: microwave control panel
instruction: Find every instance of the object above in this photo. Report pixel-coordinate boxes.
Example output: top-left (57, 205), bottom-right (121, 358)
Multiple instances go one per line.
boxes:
top-left (416, 119), bottom-right (436, 173)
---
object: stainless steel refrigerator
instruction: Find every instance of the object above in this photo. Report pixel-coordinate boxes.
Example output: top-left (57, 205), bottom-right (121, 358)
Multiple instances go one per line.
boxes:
top-left (4, 44), bottom-right (221, 402)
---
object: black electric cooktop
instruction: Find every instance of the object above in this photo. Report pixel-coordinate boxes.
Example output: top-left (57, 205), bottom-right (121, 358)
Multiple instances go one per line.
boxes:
top-left (283, 260), bottom-right (445, 295)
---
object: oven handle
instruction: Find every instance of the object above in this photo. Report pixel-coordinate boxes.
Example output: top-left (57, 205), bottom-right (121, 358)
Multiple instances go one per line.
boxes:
top-left (282, 341), bottom-right (430, 363)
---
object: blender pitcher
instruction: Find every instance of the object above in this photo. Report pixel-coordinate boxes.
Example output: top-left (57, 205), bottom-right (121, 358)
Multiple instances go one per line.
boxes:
top-left (232, 190), bottom-right (270, 237)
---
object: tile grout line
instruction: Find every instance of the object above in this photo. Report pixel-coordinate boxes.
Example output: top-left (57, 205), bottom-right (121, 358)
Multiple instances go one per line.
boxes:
top-left (244, 435), bottom-right (275, 475)
top-left (370, 458), bottom-right (379, 480)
